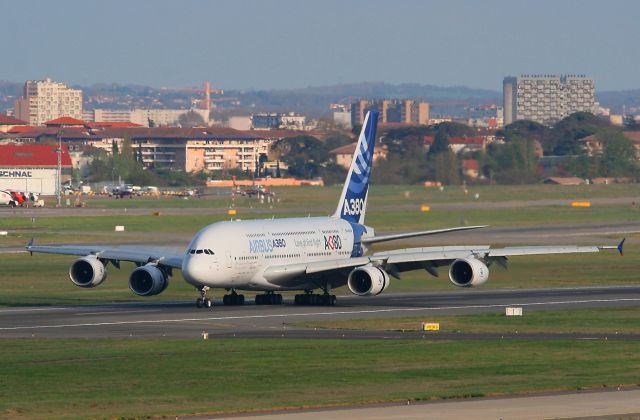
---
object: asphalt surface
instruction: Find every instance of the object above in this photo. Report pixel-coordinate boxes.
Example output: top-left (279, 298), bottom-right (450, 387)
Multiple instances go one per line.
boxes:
top-left (210, 388), bottom-right (640, 420)
top-left (2, 286), bottom-right (639, 339)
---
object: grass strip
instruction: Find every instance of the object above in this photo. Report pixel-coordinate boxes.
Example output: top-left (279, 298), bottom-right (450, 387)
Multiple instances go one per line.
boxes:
top-left (1, 338), bottom-right (640, 418)
top-left (295, 307), bottom-right (640, 334)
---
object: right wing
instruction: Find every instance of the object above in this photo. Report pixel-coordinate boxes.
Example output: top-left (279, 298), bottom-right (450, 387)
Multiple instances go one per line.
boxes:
top-left (26, 241), bottom-right (185, 269)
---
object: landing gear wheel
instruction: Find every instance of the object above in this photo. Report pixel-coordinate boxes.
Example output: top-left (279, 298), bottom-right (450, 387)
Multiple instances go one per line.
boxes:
top-left (255, 293), bottom-right (283, 305)
top-left (196, 287), bottom-right (211, 309)
top-left (223, 291), bottom-right (246, 306)
top-left (294, 293), bottom-right (337, 306)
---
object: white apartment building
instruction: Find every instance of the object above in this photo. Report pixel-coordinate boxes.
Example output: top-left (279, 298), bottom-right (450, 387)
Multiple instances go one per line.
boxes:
top-left (503, 75), bottom-right (596, 126)
top-left (83, 108), bottom-right (210, 127)
top-left (15, 78), bottom-right (83, 126)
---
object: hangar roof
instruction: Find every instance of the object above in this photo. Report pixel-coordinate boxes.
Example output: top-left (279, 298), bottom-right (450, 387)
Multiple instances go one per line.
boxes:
top-left (0, 144), bottom-right (72, 167)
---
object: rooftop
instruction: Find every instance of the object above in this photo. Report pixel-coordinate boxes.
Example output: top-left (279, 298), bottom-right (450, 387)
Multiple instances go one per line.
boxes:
top-left (0, 144), bottom-right (72, 167)
top-left (0, 114), bottom-right (28, 126)
top-left (44, 116), bottom-right (86, 127)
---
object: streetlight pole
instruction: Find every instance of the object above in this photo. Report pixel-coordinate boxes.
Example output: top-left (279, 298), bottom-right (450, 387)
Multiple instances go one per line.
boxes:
top-left (56, 131), bottom-right (62, 207)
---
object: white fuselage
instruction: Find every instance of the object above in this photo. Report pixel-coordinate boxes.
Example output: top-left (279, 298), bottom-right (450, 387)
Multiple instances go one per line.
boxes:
top-left (181, 217), bottom-right (374, 291)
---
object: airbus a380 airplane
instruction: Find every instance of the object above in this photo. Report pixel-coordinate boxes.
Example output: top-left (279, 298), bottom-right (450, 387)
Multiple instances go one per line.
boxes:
top-left (27, 111), bottom-right (624, 308)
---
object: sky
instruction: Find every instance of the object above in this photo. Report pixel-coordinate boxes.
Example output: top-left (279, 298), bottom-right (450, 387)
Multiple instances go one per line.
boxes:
top-left (1, 0), bottom-right (639, 91)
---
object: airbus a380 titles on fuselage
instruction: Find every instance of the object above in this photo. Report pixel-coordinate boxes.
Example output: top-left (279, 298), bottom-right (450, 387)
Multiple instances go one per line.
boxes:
top-left (27, 111), bottom-right (625, 308)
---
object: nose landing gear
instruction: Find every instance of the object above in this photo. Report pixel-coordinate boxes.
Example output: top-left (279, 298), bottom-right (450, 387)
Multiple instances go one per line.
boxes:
top-left (196, 286), bottom-right (212, 308)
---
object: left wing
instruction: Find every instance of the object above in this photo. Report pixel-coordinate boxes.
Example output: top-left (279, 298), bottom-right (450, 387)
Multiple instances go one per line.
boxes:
top-left (26, 240), bottom-right (185, 269)
top-left (372, 241), bottom-right (625, 278)
top-left (260, 240), bottom-right (624, 288)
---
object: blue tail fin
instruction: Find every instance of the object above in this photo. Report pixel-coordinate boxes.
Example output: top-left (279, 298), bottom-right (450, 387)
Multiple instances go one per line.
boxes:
top-left (333, 110), bottom-right (379, 224)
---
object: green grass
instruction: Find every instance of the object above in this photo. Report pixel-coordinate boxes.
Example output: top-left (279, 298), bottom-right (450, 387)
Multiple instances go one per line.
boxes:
top-left (296, 307), bottom-right (640, 334)
top-left (2, 203), bottom-right (638, 235)
top-left (1, 184), bottom-right (638, 419)
top-left (27, 183), bottom-right (640, 210)
top-left (1, 338), bottom-right (640, 418)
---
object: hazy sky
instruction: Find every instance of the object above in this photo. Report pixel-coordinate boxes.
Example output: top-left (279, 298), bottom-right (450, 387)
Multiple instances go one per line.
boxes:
top-left (2, 0), bottom-right (639, 91)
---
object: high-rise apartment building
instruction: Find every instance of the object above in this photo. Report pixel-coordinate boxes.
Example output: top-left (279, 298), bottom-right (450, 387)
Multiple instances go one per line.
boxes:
top-left (15, 78), bottom-right (83, 126)
top-left (503, 75), bottom-right (595, 126)
top-left (83, 108), bottom-right (209, 127)
top-left (351, 99), bottom-right (429, 126)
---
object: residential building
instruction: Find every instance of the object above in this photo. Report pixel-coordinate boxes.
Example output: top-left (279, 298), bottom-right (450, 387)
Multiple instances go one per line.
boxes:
top-left (351, 99), bottom-right (430, 126)
top-left (332, 111), bottom-right (352, 129)
top-left (83, 108), bottom-right (210, 127)
top-left (580, 131), bottom-right (640, 156)
top-left (251, 112), bottom-right (306, 130)
top-left (227, 116), bottom-right (252, 131)
top-left (0, 114), bottom-right (28, 133)
top-left (423, 135), bottom-right (491, 154)
top-left (503, 75), bottom-right (596, 126)
top-left (14, 78), bottom-right (83, 126)
top-left (330, 142), bottom-right (387, 169)
top-left (467, 104), bottom-right (504, 128)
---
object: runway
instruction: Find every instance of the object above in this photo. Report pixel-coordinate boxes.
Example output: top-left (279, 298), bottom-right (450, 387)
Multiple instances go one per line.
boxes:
top-left (1, 286), bottom-right (640, 339)
top-left (211, 388), bottom-right (640, 420)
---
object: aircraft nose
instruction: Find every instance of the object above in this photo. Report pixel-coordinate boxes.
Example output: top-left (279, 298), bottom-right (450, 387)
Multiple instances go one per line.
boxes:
top-left (182, 255), bottom-right (207, 286)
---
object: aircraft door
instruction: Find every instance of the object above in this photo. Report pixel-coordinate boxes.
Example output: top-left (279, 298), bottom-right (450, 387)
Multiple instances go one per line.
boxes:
top-left (225, 250), bottom-right (232, 268)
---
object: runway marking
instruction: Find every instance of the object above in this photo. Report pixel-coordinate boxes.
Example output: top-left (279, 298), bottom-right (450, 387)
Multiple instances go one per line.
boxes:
top-left (1, 297), bottom-right (640, 331)
top-left (77, 310), bottom-right (162, 316)
top-left (0, 307), bottom-right (68, 314)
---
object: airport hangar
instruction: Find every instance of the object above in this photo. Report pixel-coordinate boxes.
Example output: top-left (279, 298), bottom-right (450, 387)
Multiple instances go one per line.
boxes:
top-left (0, 143), bottom-right (72, 195)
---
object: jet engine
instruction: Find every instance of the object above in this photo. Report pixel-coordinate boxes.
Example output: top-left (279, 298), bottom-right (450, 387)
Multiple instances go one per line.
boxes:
top-left (448, 257), bottom-right (489, 287)
top-left (347, 266), bottom-right (390, 296)
top-left (129, 264), bottom-right (169, 296)
top-left (69, 256), bottom-right (107, 288)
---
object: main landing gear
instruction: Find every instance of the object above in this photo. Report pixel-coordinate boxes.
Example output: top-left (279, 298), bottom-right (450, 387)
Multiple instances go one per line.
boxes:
top-left (196, 287), bottom-right (212, 308)
top-left (255, 292), bottom-right (283, 305)
top-left (294, 290), bottom-right (337, 306)
top-left (223, 289), bottom-right (245, 306)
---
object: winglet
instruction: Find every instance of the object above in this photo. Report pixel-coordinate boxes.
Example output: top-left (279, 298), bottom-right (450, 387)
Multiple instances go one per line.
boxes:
top-left (618, 238), bottom-right (626, 256)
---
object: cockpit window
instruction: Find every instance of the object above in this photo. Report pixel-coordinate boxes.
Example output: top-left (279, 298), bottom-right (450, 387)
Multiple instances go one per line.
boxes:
top-left (189, 250), bottom-right (196, 254)
top-left (196, 250), bottom-right (204, 254)
top-left (204, 249), bottom-right (210, 255)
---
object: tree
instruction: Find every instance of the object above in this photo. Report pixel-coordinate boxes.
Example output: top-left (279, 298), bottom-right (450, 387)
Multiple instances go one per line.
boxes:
top-left (598, 128), bottom-right (638, 177)
top-left (431, 151), bottom-right (461, 185)
top-left (481, 137), bottom-right (539, 184)
top-left (427, 131), bottom-right (450, 158)
top-left (271, 135), bottom-right (328, 178)
top-left (178, 111), bottom-right (206, 127)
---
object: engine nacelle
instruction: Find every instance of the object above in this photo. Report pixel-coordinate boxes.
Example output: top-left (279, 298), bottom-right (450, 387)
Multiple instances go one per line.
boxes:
top-left (129, 264), bottom-right (169, 296)
top-left (69, 256), bottom-right (107, 288)
top-left (347, 266), bottom-right (390, 296)
top-left (448, 257), bottom-right (489, 287)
